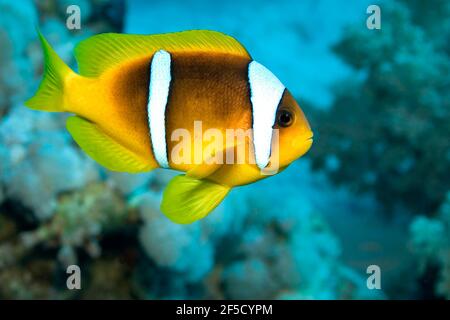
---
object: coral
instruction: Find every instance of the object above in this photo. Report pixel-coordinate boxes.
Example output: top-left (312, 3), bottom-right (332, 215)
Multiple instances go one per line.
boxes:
top-left (0, 259), bottom-right (63, 299)
top-left (409, 216), bottom-right (446, 270)
top-left (137, 190), bottom-right (217, 283)
top-left (309, 0), bottom-right (450, 214)
top-left (437, 251), bottom-right (450, 299)
top-left (131, 170), bottom-right (376, 299)
top-left (222, 258), bottom-right (278, 299)
top-left (216, 187), bottom-right (384, 300)
top-left (0, 183), bottom-right (128, 269)
top-left (106, 172), bottom-right (152, 196)
top-left (28, 183), bottom-right (128, 264)
top-left (0, 0), bottom-right (37, 115)
top-left (82, 257), bottom-right (133, 299)
top-left (0, 185), bottom-right (4, 204)
top-left (0, 107), bottom-right (99, 220)
top-left (0, 0), bottom-right (133, 299)
top-left (409, 191), bottom-right (450, 299)
top-left (0, 0), bottom-right (129, 224)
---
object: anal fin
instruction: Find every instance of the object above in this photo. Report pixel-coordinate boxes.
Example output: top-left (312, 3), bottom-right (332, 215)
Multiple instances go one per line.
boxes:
top-left (66, 116), bottom-right (153, 173)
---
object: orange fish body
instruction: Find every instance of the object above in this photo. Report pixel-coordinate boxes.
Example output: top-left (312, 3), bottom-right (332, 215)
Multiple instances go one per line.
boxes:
top-left (26, 30), bottom-right (313, 223)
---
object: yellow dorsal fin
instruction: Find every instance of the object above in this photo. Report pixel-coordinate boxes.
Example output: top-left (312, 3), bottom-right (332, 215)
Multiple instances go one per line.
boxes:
top-left (74, 30), bottom-right (251, 77)
top-left (66, 116), bottom-right (154, 173)
top-left (161, 175), bottom-right (231, 224)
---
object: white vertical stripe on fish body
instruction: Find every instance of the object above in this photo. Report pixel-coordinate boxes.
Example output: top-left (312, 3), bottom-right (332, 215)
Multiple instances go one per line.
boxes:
top-left (248, 60), bottom-right (285, 169)
top-left (148, 49), bottom-right (171, 168)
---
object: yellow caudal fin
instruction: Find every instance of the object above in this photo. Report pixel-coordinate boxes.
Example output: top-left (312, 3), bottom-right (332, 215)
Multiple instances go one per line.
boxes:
top-left (74, 30), bottom-right (251, 77)
top-left (25, 31), bottom-right (77, 112)
top-left (66, 116), bottom-right (154, 173)
top-left (161, 175), bottom-right (231, 224)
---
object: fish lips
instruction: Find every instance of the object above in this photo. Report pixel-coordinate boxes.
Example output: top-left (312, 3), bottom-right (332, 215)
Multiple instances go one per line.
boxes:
top-left (293, 131), bottom-right (314, 157)
top-left (293, 131), bottom-right (314, 148)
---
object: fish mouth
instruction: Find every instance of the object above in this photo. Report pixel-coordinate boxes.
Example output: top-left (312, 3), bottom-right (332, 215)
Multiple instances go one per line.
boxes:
top-left (292, 131), bottom-right (314, 150)
top-left (302, 131), bottom-right (314, 144)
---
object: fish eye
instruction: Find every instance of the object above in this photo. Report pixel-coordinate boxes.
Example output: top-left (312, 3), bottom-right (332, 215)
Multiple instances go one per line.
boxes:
top-left (277, 109), bottom-right (294, 127)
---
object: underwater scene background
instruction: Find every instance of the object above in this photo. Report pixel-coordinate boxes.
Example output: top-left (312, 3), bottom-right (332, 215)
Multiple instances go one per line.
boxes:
top-left (0, 0), bottom-right (449, 299)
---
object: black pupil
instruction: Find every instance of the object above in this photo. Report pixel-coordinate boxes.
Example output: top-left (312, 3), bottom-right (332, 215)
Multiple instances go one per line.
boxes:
top-left (278, 110), bottom-right (293, 127)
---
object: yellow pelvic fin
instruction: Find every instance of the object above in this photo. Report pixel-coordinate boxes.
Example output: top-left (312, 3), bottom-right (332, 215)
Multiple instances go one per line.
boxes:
top-left (66, 116), bottom-right (154, 173)
top-left (25, 31), bottom-right (77, 112)
top-left (74, 30), bottom-right (251, 77)
top-left (161, 175), bottom-right (231, 224)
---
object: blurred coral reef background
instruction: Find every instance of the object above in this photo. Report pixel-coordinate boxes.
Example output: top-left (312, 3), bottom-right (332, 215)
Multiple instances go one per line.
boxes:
top-left (0, 0), bottom-right (448, 299)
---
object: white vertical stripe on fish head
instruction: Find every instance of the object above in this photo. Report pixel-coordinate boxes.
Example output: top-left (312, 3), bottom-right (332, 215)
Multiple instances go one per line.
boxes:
top-left (148, 49), bottom-right (171, 168)
top-left (248, 61), bottom-right (285, 169)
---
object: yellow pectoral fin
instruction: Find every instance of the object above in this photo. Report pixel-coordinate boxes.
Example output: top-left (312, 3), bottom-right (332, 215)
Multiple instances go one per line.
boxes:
top-left (66, 116), bottom-right (154, 173)
top-left (161, 175), bottom-right (231, 224)
top-left (186, 154), bottom-right (223, 180)
top-left (186, 144), bottom-right (240, 180)
top-left (186, 162), bottom-right (222, 180)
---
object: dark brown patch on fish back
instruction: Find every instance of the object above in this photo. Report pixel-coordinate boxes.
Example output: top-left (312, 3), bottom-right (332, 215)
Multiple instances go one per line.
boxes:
top-left (165, 52), bottom-right (253, 165)
top-left (110, 57), bottom-right (150, 124)
top-left (102, 56), bottom-right (154, 161)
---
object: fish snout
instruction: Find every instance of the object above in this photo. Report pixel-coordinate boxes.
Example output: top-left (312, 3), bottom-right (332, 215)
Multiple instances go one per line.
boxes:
top-left (291, 130), bottom-right (314, 157)
top-left (293, 130), bottom-right (313, 147)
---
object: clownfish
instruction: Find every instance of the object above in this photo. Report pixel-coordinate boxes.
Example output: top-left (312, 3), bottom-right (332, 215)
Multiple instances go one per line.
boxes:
top-left (26, 30), bottom-right (313, 224)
